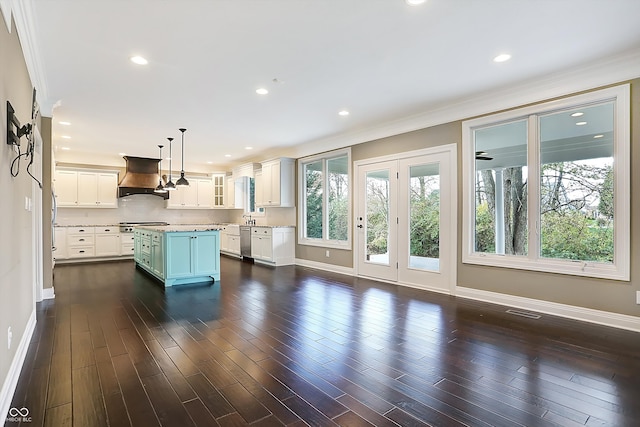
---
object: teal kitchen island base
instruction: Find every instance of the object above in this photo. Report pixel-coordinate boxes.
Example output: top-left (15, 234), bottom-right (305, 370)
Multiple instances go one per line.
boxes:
top-left (134, 226), bottom-right (221, 287)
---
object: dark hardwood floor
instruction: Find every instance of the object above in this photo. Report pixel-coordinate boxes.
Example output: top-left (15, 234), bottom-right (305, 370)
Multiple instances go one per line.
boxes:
top-left (5, 257), bottom-right (640, 426)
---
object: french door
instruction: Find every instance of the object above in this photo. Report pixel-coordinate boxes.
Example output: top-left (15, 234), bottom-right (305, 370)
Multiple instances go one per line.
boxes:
top-left (355, 146), bottom-right (456, 294)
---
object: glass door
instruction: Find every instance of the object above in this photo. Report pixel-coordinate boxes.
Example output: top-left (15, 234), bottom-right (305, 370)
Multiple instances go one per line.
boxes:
top-left (356, 161), bottom-right (398, 282)
top-left (356, 149), bottom-right (455, 293)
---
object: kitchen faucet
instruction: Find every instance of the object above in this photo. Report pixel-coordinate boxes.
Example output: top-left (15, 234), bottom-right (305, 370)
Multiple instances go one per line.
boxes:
top-left (242, 214), bottom-right (255, 225)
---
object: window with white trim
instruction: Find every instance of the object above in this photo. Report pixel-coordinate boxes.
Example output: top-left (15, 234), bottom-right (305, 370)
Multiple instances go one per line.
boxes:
top-left (462, 85), bottom-right (630, 281)
top-left (298, 149), bottom-right (351, 248)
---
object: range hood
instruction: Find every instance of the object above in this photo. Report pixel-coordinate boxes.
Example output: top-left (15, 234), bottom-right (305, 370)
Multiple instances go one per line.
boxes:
top-left (118, 156), bottom-right (169, 199)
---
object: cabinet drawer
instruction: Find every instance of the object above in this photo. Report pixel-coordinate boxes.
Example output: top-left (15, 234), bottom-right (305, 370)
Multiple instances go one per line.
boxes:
top-left (121, 243), bottom-right (134, 255)
top-left (95, 226), bottom-right (119, 234)
top-left (67, 246), bottom-right (95, 258)
top-left (141, 239), bottom-right (151, 254)
top-left (121, 234), bottom-right (135, 243)
top-left (66, 226), bottom-right (95, 234)
top-left (68, 235), bottom-right (95, 246)
top-left (252, 227), bottom-right (272, 237)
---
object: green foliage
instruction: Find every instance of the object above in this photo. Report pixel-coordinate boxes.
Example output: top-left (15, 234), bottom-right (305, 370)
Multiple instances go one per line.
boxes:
top-left (305, 170), bottom-right (323, 239)
top-left (598, 165), bottom-right (614, 219)
top-left (474, 202), bottom-right (496, 253)
top-left (409, 190), bottom-right (440, 258)
top-left (540, 211), bottom-right (613, 262)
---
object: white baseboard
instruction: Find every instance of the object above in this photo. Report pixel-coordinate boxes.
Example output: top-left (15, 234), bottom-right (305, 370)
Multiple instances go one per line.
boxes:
top-left (42, 287), bottom-right (55, 300)
top-left (0, 310), bottom-right (36, 423)
top-left (456, 286), bottom-right (640, 333)
top-left (295, 258), bottom-right (355, 277)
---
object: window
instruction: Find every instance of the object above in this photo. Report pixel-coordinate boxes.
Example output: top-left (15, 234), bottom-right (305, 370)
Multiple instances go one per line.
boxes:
top-left (463, 85), bottom-right (630, 280)
top-left (299, 149), bottom-right (351, 248)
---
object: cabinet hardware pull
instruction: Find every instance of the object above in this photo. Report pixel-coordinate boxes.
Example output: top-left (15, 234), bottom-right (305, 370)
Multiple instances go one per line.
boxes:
top-left (79, 238), bottom-right (85, 241)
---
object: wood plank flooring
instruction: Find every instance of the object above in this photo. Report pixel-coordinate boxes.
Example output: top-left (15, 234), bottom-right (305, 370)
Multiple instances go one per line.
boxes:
top-left (5, 258), bottom-right (640, 426)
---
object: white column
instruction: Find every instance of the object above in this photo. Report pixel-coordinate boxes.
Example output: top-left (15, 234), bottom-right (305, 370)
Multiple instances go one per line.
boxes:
top-left (494, 169), bottom-right (505, 255)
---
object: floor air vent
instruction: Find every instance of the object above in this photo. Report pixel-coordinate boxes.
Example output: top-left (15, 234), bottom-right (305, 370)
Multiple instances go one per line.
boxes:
top-left (506, 309), bottom-right (541, 319)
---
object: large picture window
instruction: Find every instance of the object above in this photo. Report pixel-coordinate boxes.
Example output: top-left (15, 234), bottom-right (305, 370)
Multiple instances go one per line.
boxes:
top-left (299, 149), bottom-right (351, 248)
top-left (463, 85), bottom-right (630, 280)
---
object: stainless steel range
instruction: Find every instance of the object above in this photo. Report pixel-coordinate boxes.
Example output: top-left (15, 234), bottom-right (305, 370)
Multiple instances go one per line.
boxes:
top-left (119, 221), bottom-right (168, 233)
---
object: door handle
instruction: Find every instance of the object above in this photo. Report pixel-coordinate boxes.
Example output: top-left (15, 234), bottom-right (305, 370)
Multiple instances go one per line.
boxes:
top-left (357, 225), bottom-right (363, 229)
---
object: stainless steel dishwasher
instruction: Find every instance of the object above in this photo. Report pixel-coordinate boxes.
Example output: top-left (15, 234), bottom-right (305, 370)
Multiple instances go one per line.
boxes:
top-left (240, 226), bottom-right (252, 258)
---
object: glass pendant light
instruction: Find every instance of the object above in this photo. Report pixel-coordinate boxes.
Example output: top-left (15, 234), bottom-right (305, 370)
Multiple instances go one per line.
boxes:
top-left (175, 128), bottom-right (190, 186)
top-left (154, 144), bottom-right (167, 193)
top-left (164, 137), bottom-right (176, 190)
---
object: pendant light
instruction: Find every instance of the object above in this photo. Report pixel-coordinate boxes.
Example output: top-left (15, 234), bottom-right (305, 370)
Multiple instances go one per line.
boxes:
top-left (175, 127), bottom-right (190, 186)
top-left (164, 137), bottom-right (176, 190)
top-left (154, 144), bottom-right (167, 193)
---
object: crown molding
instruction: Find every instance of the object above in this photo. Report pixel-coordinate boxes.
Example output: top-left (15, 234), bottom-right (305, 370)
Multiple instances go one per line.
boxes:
top-left (292, 48), bottom-right (640, 159)
top-left (4, 0), bottom-right (53, 116)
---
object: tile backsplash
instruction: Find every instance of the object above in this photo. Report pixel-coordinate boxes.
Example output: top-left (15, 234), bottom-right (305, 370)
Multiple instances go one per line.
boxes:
top-left (54, 194), bottom-right (296, 227)
top-left (55, 194), bottom-right (231, 226)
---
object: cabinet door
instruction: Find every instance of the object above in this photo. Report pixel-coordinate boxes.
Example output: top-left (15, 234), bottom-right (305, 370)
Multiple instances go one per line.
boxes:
top-left (228, 235), bottom-right (240, 255)
top-left (166, 187), bottom-right (184, 208)
top-left (151, 234), bottom-right (164, 278)
top-left (77, 172), bottom-right (99, 206)
top-left (55, 170), bottom-right (78, 206)
top-left (194, 232), bottom-right (219, 275)
top-left (254, 171), bottom-right (264, 207)
top-left (196, 179), bottom-right (213, 208)
top-left (53, 227), bottom-right (67, 259)
top-left (96, 173), bottom-right (118, 207)
top-left (213, 174), bottom-right (225, 207)
top-left (166, 233), bottom-right (194, 278)
top-left (261, 162), bottom-right (273, 205)
top-left (251, 235), bottom-right (262, 259)
top-left (220, 231), bottom-right (228, 252)
top-left (262, 236), bottom-right (273, 261)
top-left (134, 231), bottom-right (141, 262)
top-left (226, 177), bottom-right (235, 208)
top-left (268, 161), bottom-right (281, 206)
top-left (95, 234), bottom-right (120, 256)
top-left (182, 183), bottom-right (199, 208)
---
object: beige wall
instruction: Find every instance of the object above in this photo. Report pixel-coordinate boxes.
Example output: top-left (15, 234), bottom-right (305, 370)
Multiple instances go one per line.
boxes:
top-left (0, 14), bottom-right (37, 405)
top-left (295, 82), bottom-right (640, 318)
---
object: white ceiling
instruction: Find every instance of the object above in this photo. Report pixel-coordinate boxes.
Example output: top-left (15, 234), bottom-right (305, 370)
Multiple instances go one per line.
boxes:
top-left (26, 0), bottom-right (640, 171)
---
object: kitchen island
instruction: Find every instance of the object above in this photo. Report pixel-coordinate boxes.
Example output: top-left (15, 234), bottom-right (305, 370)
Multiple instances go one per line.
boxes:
top-left (134, 225), bottom-right (222, 286)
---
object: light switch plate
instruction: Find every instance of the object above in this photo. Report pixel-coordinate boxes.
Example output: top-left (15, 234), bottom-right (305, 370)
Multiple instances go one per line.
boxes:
top-left (636, 291), bottom-right (640, 305)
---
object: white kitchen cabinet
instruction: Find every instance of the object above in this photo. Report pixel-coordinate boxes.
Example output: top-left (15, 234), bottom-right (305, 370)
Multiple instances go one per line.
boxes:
top-left (250, 226), bottom-right (295, 266)
top-left (220, 224), bottom-right (241, 257)
top-left (166, 178), bottom-right (213, 209)
top-left (254, 170), bottom-right (264, 207)
top-left (258, 158), bottom-right (295, 207)
top-left (212, 174), bottom-right (225, 208)
top-left (95, 226), bottom-right (120, 257)
top-left (67, 226), bottom-right (95, 258)
top-left (226, 176), bottom-right (247, 209)
top-left (54, 169), bottom-right (118, 208)
top-left (53, 227), bottom-right (67, 260)
top-left (54, 170), bottom-right (79, 207)
top-left (120, 233), bottom-right (135, 257)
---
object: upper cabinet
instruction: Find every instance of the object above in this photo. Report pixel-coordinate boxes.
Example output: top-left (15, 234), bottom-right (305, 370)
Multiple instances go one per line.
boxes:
top-left (258, 157), bottom-right (295, 207)
top-left (54, 169), bottom-right (118, 208)
top-left (212, 173), bottom-right (225, 208)
top-left (166, 177), bottom-right (213, 209)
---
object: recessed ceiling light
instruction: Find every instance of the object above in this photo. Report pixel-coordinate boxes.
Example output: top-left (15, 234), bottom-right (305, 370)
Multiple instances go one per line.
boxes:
top-left (576, 121), bottom-right (587, 126)
top-left (224, 154), bottom-right (231, 158)
top-left (593, 134), bottom-right (604, 139)
top-left (207, 161), bottom-right (213, 164)
top-left (338, 110), bottom-right (350, 116)
top-left (59, 121), bottom-right (71, 126)
top-left (61, 135), bottom-right (71, 139)
top-left (130, 55), bottom-right (148, 65)
top-left (571, 112), bottom-right (584, 117)
top-left (245, 147), bottom-right (253, 150)
top-left (256, 88), bottom-right (269, 95)
top-left (118, 152), bottom-right (126, 156)
top-left (165, 157), bottom-right (172, 160)
top-left (405, 0), bottom-right (427, 5)
top-left (493, 53), bottom-right (511, 63)
top-left (61, 147), bottom-right (70, 150)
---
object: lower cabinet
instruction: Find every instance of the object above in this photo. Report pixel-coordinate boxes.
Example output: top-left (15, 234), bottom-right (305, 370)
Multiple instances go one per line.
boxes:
top-left (54, 226), bottom-right (135, 263)
top-left (135, 229), bottom-right (220, 287)
top-left (220, 224), bottom-right (241, 257)
top-left (250, 226), bottom-right (295, 266)
top-left (95, 227), bottom-right (120, 257)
